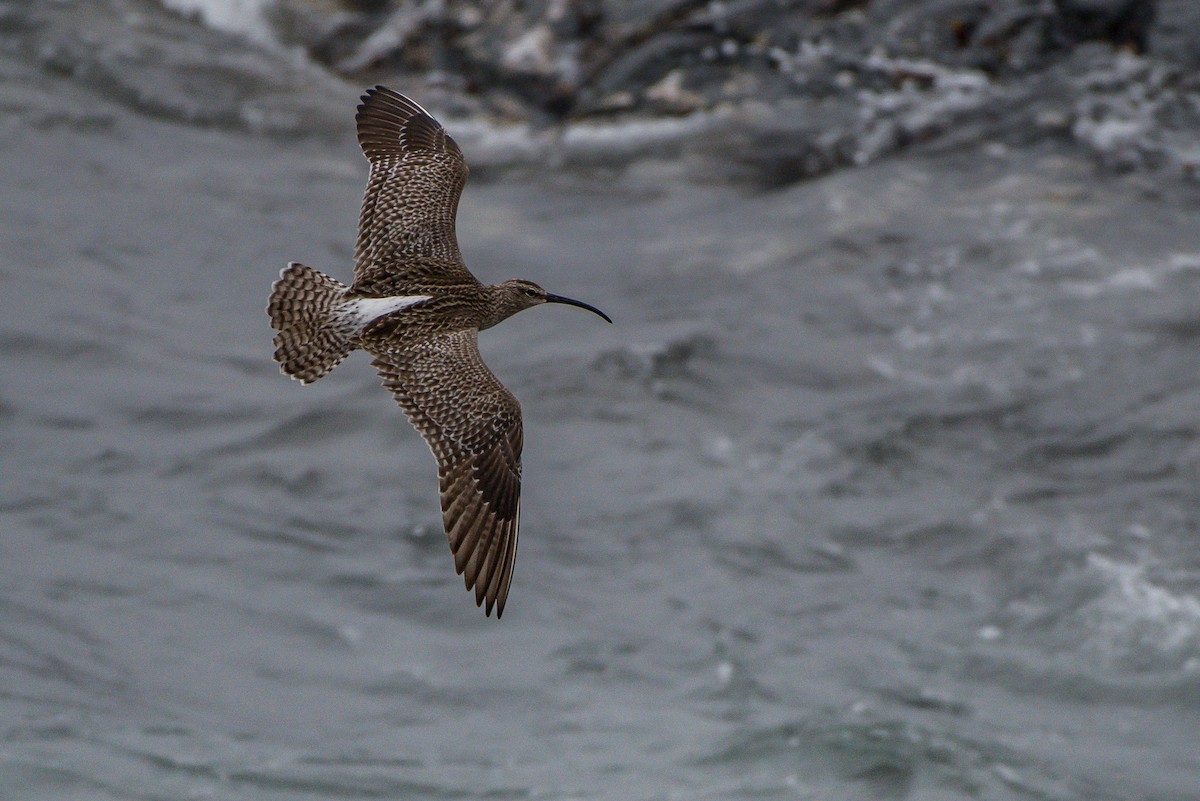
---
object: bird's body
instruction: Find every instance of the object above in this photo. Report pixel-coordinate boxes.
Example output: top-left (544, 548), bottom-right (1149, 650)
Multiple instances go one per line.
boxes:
top-left (267, 87), bottom-right (610, 618)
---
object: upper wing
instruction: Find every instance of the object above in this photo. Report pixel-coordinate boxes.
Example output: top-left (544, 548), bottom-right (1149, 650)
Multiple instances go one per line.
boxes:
top-left (353, 86), bottom-right (475, 294)
top-left (370, 329), bottom-right (522, 618)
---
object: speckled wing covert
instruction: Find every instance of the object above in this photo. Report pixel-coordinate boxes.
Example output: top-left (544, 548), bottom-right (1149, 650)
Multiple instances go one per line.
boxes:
top-left (372, 330), bottom-right (522, 618)
top-left (353, 86), bottom-right (476, 295)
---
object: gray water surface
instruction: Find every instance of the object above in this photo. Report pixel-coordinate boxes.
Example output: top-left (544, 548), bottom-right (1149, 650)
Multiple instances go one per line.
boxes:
top-left (4, 5), bottom-right (1200, 801)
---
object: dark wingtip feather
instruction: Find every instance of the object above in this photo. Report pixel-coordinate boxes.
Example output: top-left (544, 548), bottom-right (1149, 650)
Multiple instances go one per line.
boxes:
top-left (355, 85), bottom-right (462, 162)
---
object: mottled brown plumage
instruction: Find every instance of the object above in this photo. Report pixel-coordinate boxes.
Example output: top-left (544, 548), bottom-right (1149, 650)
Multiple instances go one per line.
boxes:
top-left (267, 86), bottom-right (610, 618)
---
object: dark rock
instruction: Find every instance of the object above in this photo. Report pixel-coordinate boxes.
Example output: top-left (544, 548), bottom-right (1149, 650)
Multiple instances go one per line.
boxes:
top-left (1059, 0), bottom-right (1155, 52)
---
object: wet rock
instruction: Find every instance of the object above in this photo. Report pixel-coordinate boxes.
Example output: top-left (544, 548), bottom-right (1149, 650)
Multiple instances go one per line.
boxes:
top-left (643, 68), bottom-right (706, 113)
top-left (1147, 0), bottom-right (1200, 67)
top-left (265, 1), bottom-right (1185, 132)
top-left (10, 0), bottom-right (344, 135)
top-left (17, 0), bottom-right (1200, 187)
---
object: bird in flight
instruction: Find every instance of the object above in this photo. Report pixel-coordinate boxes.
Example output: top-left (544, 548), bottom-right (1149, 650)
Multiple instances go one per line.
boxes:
top-left (267, 86), bottom-right (611, 618)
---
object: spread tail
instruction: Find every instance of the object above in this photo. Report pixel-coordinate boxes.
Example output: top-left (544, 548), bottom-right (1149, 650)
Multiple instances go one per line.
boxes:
top-left (267, 262), bottom-right (356, 383)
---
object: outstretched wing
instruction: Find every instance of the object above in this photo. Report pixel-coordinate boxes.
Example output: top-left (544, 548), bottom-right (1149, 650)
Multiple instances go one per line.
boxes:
top-left (371, 330), bottom-right (522, 618)
top-left (353, 86), bottom-right (476, 295)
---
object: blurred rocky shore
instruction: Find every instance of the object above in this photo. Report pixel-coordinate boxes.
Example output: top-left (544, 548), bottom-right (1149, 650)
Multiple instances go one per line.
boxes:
top-left (10, 0), bottom-right (1200, 185)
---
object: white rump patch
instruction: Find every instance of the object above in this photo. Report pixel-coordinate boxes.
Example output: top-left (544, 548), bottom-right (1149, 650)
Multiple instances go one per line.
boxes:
top-left (344, 295), bottom-right (432, 329)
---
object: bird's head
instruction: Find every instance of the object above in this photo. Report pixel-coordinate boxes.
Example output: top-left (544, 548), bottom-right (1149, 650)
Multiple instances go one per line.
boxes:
top-left (484, 279), bottom-right (612, 329)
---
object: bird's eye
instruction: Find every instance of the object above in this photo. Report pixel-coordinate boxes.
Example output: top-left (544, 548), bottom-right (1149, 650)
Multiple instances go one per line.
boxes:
top-left (523, 287), bottom-right (539, 297)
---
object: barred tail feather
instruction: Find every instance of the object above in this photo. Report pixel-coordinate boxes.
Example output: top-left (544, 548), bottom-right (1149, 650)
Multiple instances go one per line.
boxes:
top-left (267, 262), bottom-right (356, 383)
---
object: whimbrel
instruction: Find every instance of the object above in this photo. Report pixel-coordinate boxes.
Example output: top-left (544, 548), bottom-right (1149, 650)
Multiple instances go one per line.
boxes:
top-left (267, 87), bottom-right (611, 618)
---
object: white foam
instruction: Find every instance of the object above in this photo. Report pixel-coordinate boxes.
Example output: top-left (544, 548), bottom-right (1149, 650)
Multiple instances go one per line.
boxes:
top-left (1085, 554), bottom-right (1200, 662)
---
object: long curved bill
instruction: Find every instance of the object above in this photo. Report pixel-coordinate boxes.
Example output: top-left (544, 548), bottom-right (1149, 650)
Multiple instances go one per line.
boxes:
top-left (545, 293), bottom-right (613, 324)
